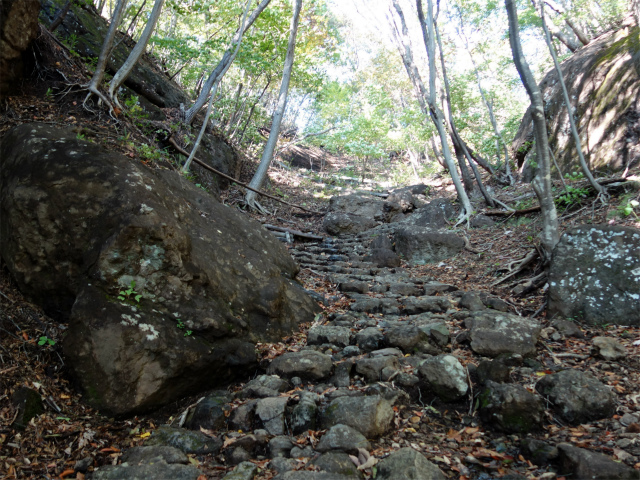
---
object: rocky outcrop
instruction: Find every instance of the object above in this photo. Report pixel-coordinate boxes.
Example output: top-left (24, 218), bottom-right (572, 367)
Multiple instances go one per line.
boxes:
top-left (513, 16), bottom-right (640, 178)
top-left (0, 0), bottom-right (41, 97)
top-left (40, 0), bottom-right (189, 111)
top-left (548, 225), bottom-right (640, 326)
top-left (0, 123), bottom-right (320, 415)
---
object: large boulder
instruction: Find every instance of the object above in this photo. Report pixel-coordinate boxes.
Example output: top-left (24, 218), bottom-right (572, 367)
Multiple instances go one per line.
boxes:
top-left (0, 0), bottom-right (40, 97)
top-left (394, 226), bottom-right (464, 264)
top-left (469, 311), bottom-right (541, 357)
top-left (513, 17), bottom-right (640, 177)
top-left (0, 124), bottom-right (320, 415)
top-left (323, 193), bottom-right (403, 235)
top-left (548, 225), bottom-right (640, 326)
top-left (40, 0), bottom-right (189, 110)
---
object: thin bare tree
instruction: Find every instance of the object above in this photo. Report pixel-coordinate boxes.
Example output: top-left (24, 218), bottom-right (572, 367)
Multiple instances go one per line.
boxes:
top-left (245, 0), bottom-right (302, 210)
top-left (506, 0), bottom-right (559, 260)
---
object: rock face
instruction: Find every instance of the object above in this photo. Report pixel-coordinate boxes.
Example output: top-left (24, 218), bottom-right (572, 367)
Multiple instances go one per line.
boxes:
top-left (40, 0), bottom-right (189, 110)
top-left (0, 124), bottom-right (320, 415)
top-left (512, 17), bottom-right (640, 177)
top-left (548, 225), bottom-right (640, 326)
top-left (0, 0), bottom-right (40, 98)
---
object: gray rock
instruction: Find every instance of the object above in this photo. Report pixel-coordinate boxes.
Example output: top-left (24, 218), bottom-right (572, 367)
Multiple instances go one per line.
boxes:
top-left (312, 452), bottom-right (363, 478)
top-left (256, 397), bottom-right (289, 435)
top-left (277, 472), bottom-right (355, 480)
top-left (402, 296), bottom-right (452, 315)
top-left (270, 457), bottom-right (296, 473)
top-left (551, 319), bottom-right (584, 338)
top-left (338, 281), bottom-right (369, 294)
top-left (308, 326), bottom-right (352, 348)
top-left (480, 294), bottom-right (510, 312)
top-left (185, 391), bottom-right (231, 430)
top-left (384, 324), bottom-right (440, 355)
top-left (323, 212), bottom-right (378, 236)
top-left (356, 356), bottom-right (399, 383)
top-left (330, 361), bottom-right (353, 388)
top-left (394, 226), bottom-right (465, 264)
top-left (92, 462), bottom-right (201, 480)
top-left (355, 327), bottom-right (384, 352)
top-left (365, 248), bottom-right (402, 268)
top-left (0, 124), bottom-right (320, 416)
top-left (269, 435), bottom-right (294, 458)
top-left (146, 426), bottom-right (222, 455)
top-left (459, 292), bottom-right (486, 311)
top-left (469, 311), bottom-right (541, 357)
top-left (592, 336), bottom-right (626, 361)
top-left (369, 235), bottom-right (394, 250)
top-left (470, 214), bottom-right (495, 228)
top-left (120, 446), bottom-right (188, 465)
top-left (316, 424), bottom-right (370, 454)
top-left (320, 395), bottom-right (395, 438)
top-left (290, 391), bottom-right (318, 434)
top-left (476, 359), bottom-right (511, 385)
top-left (400, 198), bottom-right (456, 229)
top-left (557, 443), bottom-right (638, 480)
top-left (479, 381), bottom-right (544, 433)
top-left (240, 375), bottom-right (289, 399)
top-left (535, 369), bottom-right (616, 424)
top-left (228, 400), bottom-right (257, 432)
top-left (228, 446), bottom-right (252, 465)
top-left (267, 350), bottom-right (333, 381)
top-left (548, 225), bottom-right (640, 326)
top-left (422, 281), bottom-right (458, 295)
top-left (223, 461), bottom-right (258, 480)
top-left (376, 447), bottom-right (446, 480)
top-left (417, 322), bottom-right (450, 347)
top-left (289, 445), bottom-right (314, 458)
top-left (418, 355), bottom-right (468, 402)
top-left (387, 282), bottom-right (422, 296)
top-left (520, 438), bottom-right (558, 466)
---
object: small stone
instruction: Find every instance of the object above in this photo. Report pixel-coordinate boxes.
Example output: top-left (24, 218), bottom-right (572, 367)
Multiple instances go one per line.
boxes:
top-left (222, 461), bottom-right (258, 480)
top-left (592, 336), bottom-right (626, 361)
top-left (316, 424), bottom-right (370, 454)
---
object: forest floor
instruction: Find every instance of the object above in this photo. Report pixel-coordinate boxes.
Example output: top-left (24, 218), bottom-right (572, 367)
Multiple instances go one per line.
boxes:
top-left (1, 29), bottom-right (640, 480)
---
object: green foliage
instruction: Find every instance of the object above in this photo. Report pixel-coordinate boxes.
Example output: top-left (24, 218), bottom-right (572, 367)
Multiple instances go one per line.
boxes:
top-left (118, 280), bottom-right (142, 303)
top-left (38, 336), bottom-right (55, 347)
top-left (555, 185), bottom-right (590, 208)
top-left (176, 319), bottom-right (192, 336)
top-left (618, 199), bottom-right (640, 219)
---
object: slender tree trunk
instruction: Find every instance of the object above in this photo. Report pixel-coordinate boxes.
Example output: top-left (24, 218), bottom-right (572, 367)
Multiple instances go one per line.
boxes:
top-left (108, 0), bottom-right (165, 107)
top-left (246, 0), bottom-right (302, 208)
top-left (185, 0), bottom-right (272, 125)
top-left (84, 0), bottom-right (127, 111)
top-left (544, 0), bottom-right (591, 45)
top-left (538, 1), bottom-right (604, 195)
top-left (182, 0), bottom-right (252, 174)
top-left (506, 0), bottom-right (559, 260)
top-left (547, 19), bottom-right (579, 51)
top-left (125, 0), bottom-right (147, 38)
top-left (236, 79), bottom-right (271, 145)
top-left (389, 0), bottom-right (473, 222)
top-left (50, 0), bottom-right (77, 32)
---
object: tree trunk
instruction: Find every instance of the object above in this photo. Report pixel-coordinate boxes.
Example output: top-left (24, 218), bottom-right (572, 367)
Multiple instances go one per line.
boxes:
top-left (181, 0), bottom-right (252, 174)
top-left (84, 0), bottom-right (127, 110)
top-left (108, 0), bottom-right (165, 107)
top-left (184, 0), bottom-right (272, 125)
top-left (50, 0), bottom-right (77, 32)
top-left (236, 78), bottom-right (271, 145)
top-left (389, 0), bottom-right (473, 222)
top-left (506, 0), bottom-right (559, 260)
top-left (245, 0), bottom-right (302, 208)
top-left (539, 1), bottom-right (604, 195)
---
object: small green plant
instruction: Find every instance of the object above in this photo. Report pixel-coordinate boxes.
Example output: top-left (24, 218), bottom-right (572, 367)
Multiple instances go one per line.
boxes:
top-left (176, 319), bottom-right (192, 336)
top-left (45, 88), bottom-right (54, 99)
top-left (38, 336), bottom-right (55, 346)
top-left (76, 132), bottom-right (86, 141)
top-left (137, 143), bottom-right (162, 163)
top-left (619, 199), bottom-right (639, 219)
top-left (555, 185), bottom-right (590, 208)
top-left (67, 34), bottom-right (78, 51)
top-left (564, 171), bottom-right (585, 181)
top-left (118, 280), bottom-right (142, 302)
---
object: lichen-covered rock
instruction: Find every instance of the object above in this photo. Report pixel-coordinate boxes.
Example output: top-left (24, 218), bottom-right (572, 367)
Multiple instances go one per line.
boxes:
top-left (355, 355), bottom-right (399, 382)
top-left (535, 369), bottom-right (616, 424)
top-left (0, 124), bottom-right (319, 416)
top-left (479, 381), bottom-right (544, 433)
top-left (384, 324), bottom-right (440, 355)
top-left (418, 355), bottom-right (468, 402)
top-left (290, 392), bottom-right (318, 434)
top-left (397, 198), bottom-right (456, 228)
top-left (469, 311), bottom-right (541, 357)
top-left (146, 427), bottom-right (222, 455)
top-left (255, 397), bottom-right (289, 436)
top-left (307, 325), bottom-right (351, 348)
top-left (548, 225), bottom-right (640, 326)
top-left (323, 211), bottom-right (379, 236)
